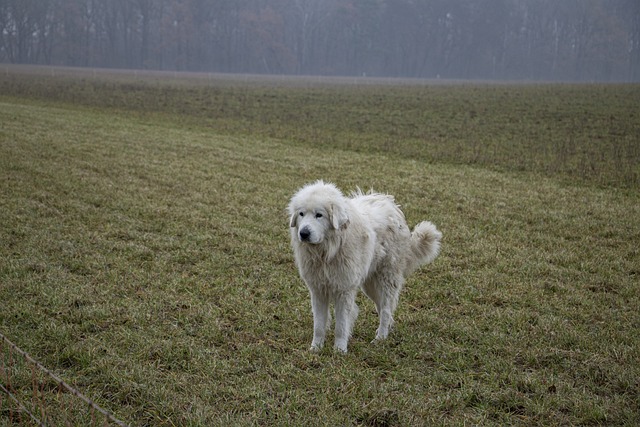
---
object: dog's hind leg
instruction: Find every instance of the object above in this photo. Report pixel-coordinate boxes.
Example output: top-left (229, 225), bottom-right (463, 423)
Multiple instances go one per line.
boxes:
top-left (309, 290), bottom-right (330, 352)
top-left (334, 290), bottom-right (359, 353)
top-left (373, 276), bottom-right (403, 341)
top-left (363, 277), bottom-right (394, 341)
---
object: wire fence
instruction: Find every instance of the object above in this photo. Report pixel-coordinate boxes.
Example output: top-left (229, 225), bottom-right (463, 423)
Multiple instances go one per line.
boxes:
top-left (0, 332), bottom-right (128, 426)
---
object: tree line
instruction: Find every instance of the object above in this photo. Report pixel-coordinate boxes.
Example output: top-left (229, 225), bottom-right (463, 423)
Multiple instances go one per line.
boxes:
top-left (1, 0), bottom-right (638, 82)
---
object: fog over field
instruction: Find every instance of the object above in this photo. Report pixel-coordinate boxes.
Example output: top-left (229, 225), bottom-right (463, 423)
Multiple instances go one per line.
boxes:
top-left (1, 0), bottom-right (639, 82)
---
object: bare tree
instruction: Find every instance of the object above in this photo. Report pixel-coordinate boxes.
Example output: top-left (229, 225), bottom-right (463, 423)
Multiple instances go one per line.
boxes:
top-left (0, 0), bottom-right (637, 81)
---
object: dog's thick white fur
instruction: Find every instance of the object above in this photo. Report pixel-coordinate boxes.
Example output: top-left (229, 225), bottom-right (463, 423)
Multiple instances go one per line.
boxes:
top-left (288, 180), bottom-right (442, 353)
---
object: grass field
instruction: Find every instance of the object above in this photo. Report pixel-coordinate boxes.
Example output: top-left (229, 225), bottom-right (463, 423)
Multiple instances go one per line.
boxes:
top-left (1, 67), bottom-right (639, 425)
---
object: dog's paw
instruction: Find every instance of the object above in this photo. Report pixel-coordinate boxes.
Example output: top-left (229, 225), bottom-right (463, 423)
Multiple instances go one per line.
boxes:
top-left (374, 320), bottom-right (394, 342)
top-left (310, 343), bottom-right (323, 353)
top-left (334, 344), bottom-right (348, 354)
top-left (374, 330), bottom-right (389, 341)
top-left (334, 337), bottom-right (349, 353)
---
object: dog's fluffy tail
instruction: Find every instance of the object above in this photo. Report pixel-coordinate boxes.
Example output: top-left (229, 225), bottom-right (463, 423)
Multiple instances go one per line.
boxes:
top-left (404, 221), bottom-right (442, 276)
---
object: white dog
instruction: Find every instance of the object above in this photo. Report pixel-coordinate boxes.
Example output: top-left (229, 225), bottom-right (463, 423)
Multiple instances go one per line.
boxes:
top-left (288, 180), bottom-right (442, 353)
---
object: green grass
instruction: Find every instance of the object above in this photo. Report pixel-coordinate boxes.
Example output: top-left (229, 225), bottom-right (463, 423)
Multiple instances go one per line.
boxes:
top-left (1, 69), bottom-right (639, 425)
top-left (1, 69), bottom-right (638, 188)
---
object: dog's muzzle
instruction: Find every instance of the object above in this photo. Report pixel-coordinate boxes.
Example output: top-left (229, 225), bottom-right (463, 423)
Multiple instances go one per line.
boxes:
top-left (299, 227), bottom-right (312, 242)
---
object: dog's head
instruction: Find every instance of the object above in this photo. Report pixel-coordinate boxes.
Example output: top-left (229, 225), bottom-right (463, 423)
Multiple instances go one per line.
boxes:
top-left (288, 180), bottom-right (349, 244)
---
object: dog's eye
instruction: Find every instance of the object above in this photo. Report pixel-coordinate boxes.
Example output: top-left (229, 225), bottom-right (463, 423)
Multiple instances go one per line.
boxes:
top-left (315, 213), bottom-right (323, 219)
top-left (299, 212), bottom-right (304, 217)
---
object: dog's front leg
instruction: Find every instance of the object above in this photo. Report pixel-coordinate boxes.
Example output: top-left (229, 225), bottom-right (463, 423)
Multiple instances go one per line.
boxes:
top-left (334, 290), bottom-right (359, 353)
top-left (309, 290), bottom-right (329, 352)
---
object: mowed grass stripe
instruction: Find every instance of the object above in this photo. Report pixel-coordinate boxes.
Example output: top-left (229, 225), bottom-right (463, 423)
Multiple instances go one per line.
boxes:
top-left (2, 71), bottom-right (639, 188)
top-left (1, 94), bottom-right (639, 425)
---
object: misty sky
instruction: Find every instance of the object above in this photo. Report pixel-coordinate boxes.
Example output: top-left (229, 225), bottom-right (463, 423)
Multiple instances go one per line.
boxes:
top-left (1, 0), bottom-right (639, 81)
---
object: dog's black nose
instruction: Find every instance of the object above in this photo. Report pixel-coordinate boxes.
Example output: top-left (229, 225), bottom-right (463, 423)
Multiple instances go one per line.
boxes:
top-left (299, 227), bottom-right (311, 241)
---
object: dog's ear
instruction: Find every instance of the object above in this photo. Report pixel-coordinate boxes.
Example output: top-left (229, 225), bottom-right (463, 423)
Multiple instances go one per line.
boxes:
top-left (330, 203), bottom-right (349, 230)
top-left (289, 211), bottom-right (298, 228)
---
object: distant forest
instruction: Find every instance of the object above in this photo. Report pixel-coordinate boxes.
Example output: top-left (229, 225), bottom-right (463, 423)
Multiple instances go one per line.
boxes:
top-left (1, 0), bottom-right (639, 82)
